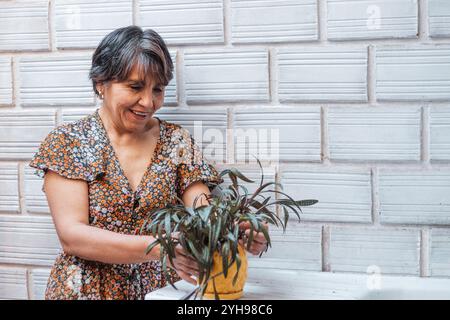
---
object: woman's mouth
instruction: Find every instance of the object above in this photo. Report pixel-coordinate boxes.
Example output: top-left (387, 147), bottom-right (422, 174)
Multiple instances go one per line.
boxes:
top-left (129, 109), bottom-right (149, 120)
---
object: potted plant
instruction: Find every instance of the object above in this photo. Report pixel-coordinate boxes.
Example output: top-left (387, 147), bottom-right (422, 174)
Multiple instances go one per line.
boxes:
top-left (141, 160), bottom-right (318, 300)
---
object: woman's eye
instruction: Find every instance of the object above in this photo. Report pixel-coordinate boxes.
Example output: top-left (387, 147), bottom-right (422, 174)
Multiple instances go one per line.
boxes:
top-left (129, 85), bottom-right (163, 93)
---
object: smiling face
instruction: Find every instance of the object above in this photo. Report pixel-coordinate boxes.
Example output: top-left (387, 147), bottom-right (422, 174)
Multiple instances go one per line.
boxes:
top-left (96, 64), bottom-right (165, 135)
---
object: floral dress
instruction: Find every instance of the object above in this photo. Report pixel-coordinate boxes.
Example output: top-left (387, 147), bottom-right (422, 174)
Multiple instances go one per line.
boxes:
top-left (29, 108), bottom-right (222, 300)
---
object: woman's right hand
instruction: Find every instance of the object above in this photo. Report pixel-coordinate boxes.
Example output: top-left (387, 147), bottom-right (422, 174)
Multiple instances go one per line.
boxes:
top-left (167, 244), bottom-right (199, 286)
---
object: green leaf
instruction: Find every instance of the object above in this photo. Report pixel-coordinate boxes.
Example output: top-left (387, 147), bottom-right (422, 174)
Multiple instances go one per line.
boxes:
top-left (157, 222), bottom-right (164, 243)
top-left (221, 168), bottom-right (254, 184)
top-left (202, 247), bottom-right (210, 268)
top-left (186, 207), bottom-right (196, 216)
top-left (225, 232), bottom-right (236, 243)
top-left (213, 277), bottom-right (220, 300)
top-left (249, 199), bottom-right (272, 215)
top-left (232, 253), bottom-right (242, 286)
top-left (151, 222), bottom-right (158, 237)
top-left (247, 214), bottom-right (260, 230)
top-left (247, 223), bottom-right (255, 251)
top-left (222, 242), bottom-right (230, 278)
top-left (257, 213), bottom-right (280, 227)
top-left (213, 216), bottom-right (222, 248)
top-left (172, 214), bottom-right (180, 223)
top-left (238, 184), bottom-right (249, 198)
top-left (247, 182), bottom-right (283, 207)
top-left (146, 240), bottom-right (159, 255)
top-left (193, 192), bottom-right (209, 209)
top-left (162, 255), bottom-right (177, 290)
top-left (260, 225), bottom-right (271, 249)
top-left (220, 188), bottom-right (235, 198)
top-left (197, 205), bottom-right (212, 223)
top-left (256, 156), bottom-right (264, 188)
top-left (229, 236), bottom-right (237, 266)
top-left (140, 220), bottom-right (147, 234)
top-left (282, 206), bottom-right (289, 231)
top-left (198, 270), bottom-right (205, 287)
top-left (186, 239), bottom-right (202, 262)
top-left (294, 199), bottom-right (319, 207)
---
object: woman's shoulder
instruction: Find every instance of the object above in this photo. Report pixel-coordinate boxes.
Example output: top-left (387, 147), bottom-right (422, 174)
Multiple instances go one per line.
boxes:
top-left (159, 119), bottom-right (186, 135)
top-left (30, 110), bottom-right (106, 181)
top-left (159, 119), bottom-right (192, 143)
top-left (43, 110), bottom-right (105, 151)
top-left (157, 118), bottom-right (207, 166)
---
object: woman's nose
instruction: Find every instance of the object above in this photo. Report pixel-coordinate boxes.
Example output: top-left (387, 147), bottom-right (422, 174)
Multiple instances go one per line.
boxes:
top-left (138, 90), bottom-right (155, 109)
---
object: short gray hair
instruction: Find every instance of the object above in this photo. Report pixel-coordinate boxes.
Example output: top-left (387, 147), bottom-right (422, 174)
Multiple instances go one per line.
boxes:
top-left (89, 26), bottom-right (173, 96)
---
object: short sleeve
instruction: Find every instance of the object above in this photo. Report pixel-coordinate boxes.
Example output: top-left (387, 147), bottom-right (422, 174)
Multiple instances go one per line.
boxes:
top-left (28, 128), bottom-right (102, 183)
top-left (175, 130), bottom-right (223, 196)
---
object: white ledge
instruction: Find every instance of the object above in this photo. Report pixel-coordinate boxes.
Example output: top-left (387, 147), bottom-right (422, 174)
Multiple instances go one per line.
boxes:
top-left (145, 268), bottom-right (450, 300)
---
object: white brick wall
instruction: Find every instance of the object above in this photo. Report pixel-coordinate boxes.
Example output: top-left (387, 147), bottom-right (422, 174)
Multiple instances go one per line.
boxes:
top-left (327, 0), bottom-right (418, 40)
top-left (0, 163), bottom-right (20, 213)
top-left (184, 49), bottom-right (269, 103)
top-left (54, 0), bottom-right (133, 49)
top-left (278, 47), bottom-right (368, 102)
top-left (19, 55), bottom-right (94, 106)
top-left (328, 107), bottom-right (421, 161)
top-left (429, 0), bottom-right (450, 38)
top-left (430, 106), bottom-right (450, 160)
top-left (329, 227), bottom-right (421, 275)
top-left (231, 0), bottom-right (318, 43)
top-left (0, 58), bottom-right (13, 105)
top-left (139, 0), bottom-right (224, 45)
top-left (0, 0), bottom-right (49, 51)
top-left (376, 45), bottom-right (450, 101)
top-left (280, 166), bottom-right (372, 223)
top-left (1, 0), bottom-right (449, 300)
top-left (233, 106), bottom-right (321, 162)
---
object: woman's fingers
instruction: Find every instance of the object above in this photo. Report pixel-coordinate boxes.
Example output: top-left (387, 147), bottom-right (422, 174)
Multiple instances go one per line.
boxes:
top-left (171, 231), bottom-right (180, 240)
top-left (175, 247), bottom-right (199, 270)
top-left (170, 258), bottom-right (199, 282)
top-left (240, 229), bottom-right (268, 255)
top-left (252, 230), bottom-right (267, 243)
top-left (174, 244), bottom-right (190, 257)
top-left (178, 261), bottom-right (200, 276)
top-left (239, 221), bottom-right (269, 231)
top-left (165, 243), bottom-right (200, 284)
top-left (170, 255), bottom-right (199, 274)
top-left (244, 229), bottom-right (268, 245)
top-left (239, 222), bottom-right (269, 245)
top-left (168, 244), bottom-right (200, 279)
top-left (175, 244), bottom-right (198, 262)
top-left (177, 270), bottom-right (198, 286)
top-left (238, 221), bottom-right (251, 230)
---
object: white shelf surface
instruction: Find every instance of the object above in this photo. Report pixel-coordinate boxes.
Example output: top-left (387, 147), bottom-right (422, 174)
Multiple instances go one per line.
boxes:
top-left (145, 268), bottom-right (450, 300)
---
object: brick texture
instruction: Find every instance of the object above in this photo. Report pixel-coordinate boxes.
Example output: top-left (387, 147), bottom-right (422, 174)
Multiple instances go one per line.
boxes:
top-left (0, 0), bottom-right (49, 51)
top-left (327, 0), bottom-right (418, 40)
top-left (55, 0), bottom-right (133, 49)
top-left (0, 57), bottom-right (12, 105)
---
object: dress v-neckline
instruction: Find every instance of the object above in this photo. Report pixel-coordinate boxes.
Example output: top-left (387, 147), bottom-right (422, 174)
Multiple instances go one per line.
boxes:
top-left (94, 108), bottom-right (164, 195)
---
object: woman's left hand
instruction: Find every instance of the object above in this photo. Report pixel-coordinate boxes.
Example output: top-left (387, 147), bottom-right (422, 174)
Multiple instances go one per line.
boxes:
top-left (238, 221), bottom-right (269, 256)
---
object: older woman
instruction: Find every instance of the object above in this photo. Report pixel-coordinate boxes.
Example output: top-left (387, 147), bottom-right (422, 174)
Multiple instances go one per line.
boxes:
top-left (29, 26), bottom-right (267, 300)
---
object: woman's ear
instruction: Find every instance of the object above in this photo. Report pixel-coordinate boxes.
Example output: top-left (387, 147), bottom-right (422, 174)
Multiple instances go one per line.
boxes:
top-left (95, 83), bottom-right (104, 95)
top-left (96, 83), bottom-right (105, 99)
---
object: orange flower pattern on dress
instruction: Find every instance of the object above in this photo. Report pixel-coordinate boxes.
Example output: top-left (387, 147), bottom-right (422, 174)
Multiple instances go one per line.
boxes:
top-left (29, 108), bottom-right (222, 300)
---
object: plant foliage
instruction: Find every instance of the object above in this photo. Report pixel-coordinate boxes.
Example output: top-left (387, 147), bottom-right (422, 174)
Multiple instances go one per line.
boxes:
top-left (141, 159), bottom-right (318, 299)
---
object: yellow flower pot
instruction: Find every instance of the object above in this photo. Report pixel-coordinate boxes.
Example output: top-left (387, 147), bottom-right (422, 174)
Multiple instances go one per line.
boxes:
top-left (201, 244), bottom-right (248, 300)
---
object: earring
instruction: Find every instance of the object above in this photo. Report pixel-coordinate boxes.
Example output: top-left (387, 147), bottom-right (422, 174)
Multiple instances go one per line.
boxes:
top-left (99, 91), bottom-right (104, 100)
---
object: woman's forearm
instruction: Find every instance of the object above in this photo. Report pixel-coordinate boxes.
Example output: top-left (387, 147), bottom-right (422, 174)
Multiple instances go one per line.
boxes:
top-left (62, 223), bottom-right (159, 264)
